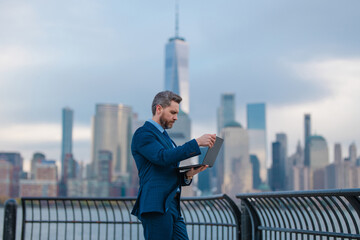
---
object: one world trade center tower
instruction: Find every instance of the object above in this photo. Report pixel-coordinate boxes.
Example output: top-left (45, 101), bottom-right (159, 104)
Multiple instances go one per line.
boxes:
top-left (164, 2), bottom-right (189, 114)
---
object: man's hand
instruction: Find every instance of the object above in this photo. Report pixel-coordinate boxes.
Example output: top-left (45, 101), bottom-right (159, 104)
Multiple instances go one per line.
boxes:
top-left (196, 134), bottom-right (216, 148)
top-left (185, 165), bottom-right (208, 179)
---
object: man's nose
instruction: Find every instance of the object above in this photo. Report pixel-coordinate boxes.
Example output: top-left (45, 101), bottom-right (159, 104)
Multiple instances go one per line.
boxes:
top-left (174, 114), bottom-right (178, 120)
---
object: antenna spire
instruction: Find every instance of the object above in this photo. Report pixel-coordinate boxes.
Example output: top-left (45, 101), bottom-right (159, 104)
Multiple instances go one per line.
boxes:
top-left (175, 0), bottom-right (179, 38)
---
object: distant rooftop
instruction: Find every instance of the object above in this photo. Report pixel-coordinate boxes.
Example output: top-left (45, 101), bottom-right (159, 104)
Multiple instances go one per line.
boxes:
top-left (308, 135), bottom-right (326, 141)
top-left (224, 121), bottom-right (242, 128)
top-left (169, 36), bottom-right (186, 42)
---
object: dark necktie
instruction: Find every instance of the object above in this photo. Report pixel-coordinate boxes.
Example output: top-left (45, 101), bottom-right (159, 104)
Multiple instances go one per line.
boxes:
top-left (163, 130), bottom-right (174, 148)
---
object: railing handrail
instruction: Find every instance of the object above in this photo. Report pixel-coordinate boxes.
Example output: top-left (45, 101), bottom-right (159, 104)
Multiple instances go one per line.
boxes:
top-left (21, 196), bottom-right (138, 201)
top-left (237, 188), bottom-right (360, 240)
top-left (6, 189), bottom-right (360, 239)
top-left (21, 193), bottom-right (228, 201)
top-left (19, 194), bottom-right (240, 239)
top-left (236, 188), bottom-right (360, 198)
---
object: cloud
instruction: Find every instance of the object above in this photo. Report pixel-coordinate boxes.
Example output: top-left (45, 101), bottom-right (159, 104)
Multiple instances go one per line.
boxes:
top-left (0, 123), bottom-right (90, 143)
top-left (1, 0), bottom-right (360, 165)
top-left (0, 123), bottom-right (92, 167)
top-left (294, 58), bottom-right (360, 93)
top-left (194, 57), bottom-right (360, 165)
top-left (267, 57), bottom-right (360, 161)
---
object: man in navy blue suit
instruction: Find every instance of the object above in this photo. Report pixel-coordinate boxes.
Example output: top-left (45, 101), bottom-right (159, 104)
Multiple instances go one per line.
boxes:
top-left (131, 91), bottom-right (216, 240)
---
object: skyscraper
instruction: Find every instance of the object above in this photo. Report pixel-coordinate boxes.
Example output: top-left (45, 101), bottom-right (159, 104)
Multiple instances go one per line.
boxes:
top-left (334, 143), bottom-right (342, 164)
top-left (269, 133), bottom-right (288, 190)
top-left (247, 103), bottom-right (267, 185)
top-left (98, 150), bottom-right (112, 182)
top-left (61, 107), bottom-right (73, 180)
top-left (30, 152), bottom-right (45, 179)
top-left (250, 155), bottom-right (261, 189)
top-left (164, 3), bottom-right (195, 197)
top-left (270, 141), bottom-right (282, 191)
top-left (247, 103), bottom-right (266, 129)
top-left (21, 156), bottom-right (58, 197)
top-left (309, 135), bottom-right (329, 170)
top-left (331, 143), bottom-right (344, 188)
top-left (349, 143), bottom-right (357, 162)
top-left (304, 114), bottom-right (311, 166)
top-left (96, 150), bottom-right (112, 197)
top-left (220, 122), bottom-right (252, 197)
top-left (217, 93), bottom-right (235, 135)
top-left (164, 2), bottom-right (189, 114)
top-left (0, 160), bottom-right (13, 197)
top-left (276, 133), bottom-right (288, 189)
top-left (0, 152), bottom-right (23, 197)
top-left (91, 104), bottom-right (133, 185)
top-left (308, 135), bottom-right (329, 189)
top-left (289, 142), bottom-right (309, 190)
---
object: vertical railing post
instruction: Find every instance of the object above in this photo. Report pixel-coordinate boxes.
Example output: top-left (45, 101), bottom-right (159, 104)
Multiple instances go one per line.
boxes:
top-left (223, 194), bottom-right (242, 240)
top-left (238, 198), bottom-right (262, 240)
top-left (240, 201), bottom-right (252, 240)
top-left (3, 198), bottom-right (17, 240)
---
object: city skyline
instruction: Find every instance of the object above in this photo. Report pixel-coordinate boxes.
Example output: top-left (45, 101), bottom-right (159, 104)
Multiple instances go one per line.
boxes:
top-left (9, 102), bottom-right (360, 173)
top-left (1, 98), bottom-right (360, 198)
top-left (0, 1), bottom-right (360, 167)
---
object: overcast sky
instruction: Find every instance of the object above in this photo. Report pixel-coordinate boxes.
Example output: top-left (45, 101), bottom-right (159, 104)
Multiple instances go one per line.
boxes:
top-left (1, 0), bottom-right (360, 169)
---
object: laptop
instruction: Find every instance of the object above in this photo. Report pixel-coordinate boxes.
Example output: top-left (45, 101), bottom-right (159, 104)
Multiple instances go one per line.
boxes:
top-left (178, 136), bottom-right (223, 171)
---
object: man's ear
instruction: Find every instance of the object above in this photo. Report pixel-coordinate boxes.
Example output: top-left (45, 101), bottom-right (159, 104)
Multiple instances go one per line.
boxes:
top-left (156, 105), bottom-right (163, 114)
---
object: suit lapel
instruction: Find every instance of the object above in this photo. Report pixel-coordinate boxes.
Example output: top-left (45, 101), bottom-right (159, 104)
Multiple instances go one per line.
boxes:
top-left (144, 122), bottom-right (173, 149)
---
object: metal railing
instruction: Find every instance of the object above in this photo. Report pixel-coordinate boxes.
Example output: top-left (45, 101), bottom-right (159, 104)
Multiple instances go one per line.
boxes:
top-left (21, 197), bottom-right (140, 240)
top-left (5, 189), bottom-right (360, 240)
top-left (17, 194), bottom-right (240, 240)
top-left (181, 194), bottom-right (241, 239)
top-left (237, 188), bottom-right (360, 240)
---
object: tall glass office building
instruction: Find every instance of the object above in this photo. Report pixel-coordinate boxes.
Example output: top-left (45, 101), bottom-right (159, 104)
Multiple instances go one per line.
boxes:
top-left (308, 135), bottom-right (329, 189)
top-left (61, 107), bottom-right (73, 180)
top-left (221, 123), bottom-right (253, 197)
top-left (304, 114), bottom-right (311, 167)
top-left (246, 103), bottom-right (267, 185)
top-left (276, 133), bottom-right (288, 190)
top-left (164, 5), bottom-right (195, 195)
top-left (164, 36), bottom-right (189, 114)
top-left (91, 104), bottom-right (133, 183)
top-left (217, 93), bottom-right (235, 135)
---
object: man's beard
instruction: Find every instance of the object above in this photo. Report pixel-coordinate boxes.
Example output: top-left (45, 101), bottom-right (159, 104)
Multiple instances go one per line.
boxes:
top-left (159, 115), bottom-right (174, 129)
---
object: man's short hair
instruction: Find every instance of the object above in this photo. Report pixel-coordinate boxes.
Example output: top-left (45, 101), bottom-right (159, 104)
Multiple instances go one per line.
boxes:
top-left (151, 91), bottom-right (182, 115)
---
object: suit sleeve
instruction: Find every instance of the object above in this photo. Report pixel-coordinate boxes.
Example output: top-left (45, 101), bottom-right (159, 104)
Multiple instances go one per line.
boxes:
top-left (133, 130), bottom-right (201, 167)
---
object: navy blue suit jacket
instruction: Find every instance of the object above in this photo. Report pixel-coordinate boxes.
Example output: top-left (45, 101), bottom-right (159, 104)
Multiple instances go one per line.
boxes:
top-left (131, 121), bottom-right (201, 219)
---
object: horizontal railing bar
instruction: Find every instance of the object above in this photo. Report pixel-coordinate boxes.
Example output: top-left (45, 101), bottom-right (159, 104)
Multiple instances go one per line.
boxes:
top-left (181, 223), bottom-right (236, 227)
top-left (24, 220), bottom-right (235, 227)
top-left (25, 220), bottom-right (141, 224)
top-left (181, 194), bottom-right (228, 201)
top-left (236, 188), bottom-right (360, 198)
top-left (22, 197), bottom-right (137, 201)
top-left (258, 226), bottom-right (360, 238)
top-left (22, 194), bottom-right (227, 202)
